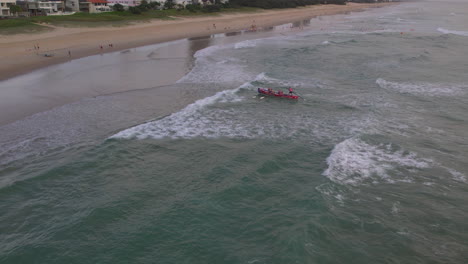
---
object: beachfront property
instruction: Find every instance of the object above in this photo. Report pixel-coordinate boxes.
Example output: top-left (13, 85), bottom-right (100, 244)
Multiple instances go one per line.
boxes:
top-left (79, 0), bottom-right (111, 12)
top-left (23, 0), bottom-right (65, 15)
top-left (106, 0), bottom-right (138, 7)
top-left (15, 0), bottom-right (110, 14)
top-left (106, 0), bottom-right (135, 7)
top-left (65, 0), bottom-right (79, 11)
top-left (0, 0), bottom-right (16, 16)
top-left (3, 0), bottom-right (229, 16)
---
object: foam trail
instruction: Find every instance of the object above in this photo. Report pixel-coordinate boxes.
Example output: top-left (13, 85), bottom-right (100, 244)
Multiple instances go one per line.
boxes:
top-left (437, 27), bottom-right (468, 37)
top-left (376, 78), bottom-right (467, 97)
top-left (323, 138), bottom-right (431, 186)
top-left (110, 86), bottom-right (245, 139)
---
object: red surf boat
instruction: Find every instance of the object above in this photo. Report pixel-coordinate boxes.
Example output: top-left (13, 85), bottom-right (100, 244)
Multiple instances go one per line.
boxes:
top-left (257, 88), bottom-right (299, 100)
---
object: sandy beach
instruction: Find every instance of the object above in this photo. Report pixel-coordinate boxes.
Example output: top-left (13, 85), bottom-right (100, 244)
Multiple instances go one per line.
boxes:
top-left (0, 3), bottom-right (393, 81)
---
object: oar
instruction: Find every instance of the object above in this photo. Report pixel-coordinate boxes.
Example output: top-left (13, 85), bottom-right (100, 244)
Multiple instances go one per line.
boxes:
top-left (290, 90), bottom-right (306, 101)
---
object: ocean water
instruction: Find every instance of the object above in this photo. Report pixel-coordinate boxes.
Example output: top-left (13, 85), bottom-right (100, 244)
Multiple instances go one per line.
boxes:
top-left (1, 1), bottom-right (468, 263)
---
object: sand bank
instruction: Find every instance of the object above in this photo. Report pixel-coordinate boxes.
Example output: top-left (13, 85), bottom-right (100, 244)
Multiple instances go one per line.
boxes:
top-left (0, 3), bottom-right (393, 81)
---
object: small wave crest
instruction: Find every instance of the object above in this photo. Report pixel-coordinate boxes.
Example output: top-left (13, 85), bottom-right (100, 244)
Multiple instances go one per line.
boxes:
top-left (376, 78), bottom-right (467, 97)
top-left (177, 43), bottom-right (255, 84)
top-left (234, 40), bottom-right (257, 49)
top-left (437, 27), bottom-right (468, 37)
top-left (323, 138), bottom-right (432, 186)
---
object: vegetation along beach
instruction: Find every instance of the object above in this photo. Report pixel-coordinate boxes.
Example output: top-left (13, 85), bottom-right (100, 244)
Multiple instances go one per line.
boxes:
top-left (1, 0), bottom-right (468, 263)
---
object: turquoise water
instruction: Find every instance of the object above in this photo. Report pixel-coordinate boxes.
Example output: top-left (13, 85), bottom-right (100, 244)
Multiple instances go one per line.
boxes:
top-left (1, 1), bottom-right (468, 263)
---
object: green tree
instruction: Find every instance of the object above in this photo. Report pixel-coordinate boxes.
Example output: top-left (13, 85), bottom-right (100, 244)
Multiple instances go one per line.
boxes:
top-left (138, 0), bottom-right (149, 11)
top-left (9, 4), bottom-right (22, 15)
top-left (176, 3), bottom-right (184, 10)
top-left (129, 6), bottom-right (142, 14)
top-left (185, 3), bottom-right (201, 12)
top-left (164, 0), bottom-right (175, 9)
top-left (148, 1), bottom-right (160, 10)
top-left (113, 3), bottom-right (125, 11)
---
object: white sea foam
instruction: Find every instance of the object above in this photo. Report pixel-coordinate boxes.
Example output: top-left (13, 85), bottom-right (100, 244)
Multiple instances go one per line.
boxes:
top-left (177, 43), bottom-right (255, 84)
top-left (110, 86), bottom-right (245, 139)
top-left (234, 40), bottom-right (257, 49)
top-left (446, 168), bottom-right (467, 183)
top-left (193, 44), bottom-right (225, 58)
top-left (112, 73), bottom-right (373, 140)
top-left (323, 138), bottom-right (432, 186)
top-left (113, 73), bottom-right (301, 140)
top-left (391, 201), bottom-right (400, 215)
top-left (253, 72), bottom-right (317, 89)
top-left (437, 27), bottom-right (468, 37)
top-left (330, 29), bottom-right (399, 35)
top-left (376, 78), bottom-right (467, 97)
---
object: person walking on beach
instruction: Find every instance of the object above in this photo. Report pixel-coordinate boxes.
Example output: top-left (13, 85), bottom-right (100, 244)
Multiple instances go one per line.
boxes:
top-left (68, 50), bottom-right (71, 57)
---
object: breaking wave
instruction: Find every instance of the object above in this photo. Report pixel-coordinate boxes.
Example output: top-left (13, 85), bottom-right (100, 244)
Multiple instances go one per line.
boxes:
top-left (376, 78), bottom-right (467, 97)
top-left (323, 138), bottom-right (432, 186)
top-left (111, 72), bottom-right (306, 140)
top-left (112, 70), bottom-right (377, 141)
top-left (110, 86), bottom-right (246, 139)
top-left (177, 43), bottom-right (256, 84)
top-left (234, 40), bottom-right (258, 49)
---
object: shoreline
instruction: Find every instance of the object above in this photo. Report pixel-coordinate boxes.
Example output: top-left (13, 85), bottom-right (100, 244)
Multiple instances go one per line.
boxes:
top-left (0, 3), bottom-right (394, 82)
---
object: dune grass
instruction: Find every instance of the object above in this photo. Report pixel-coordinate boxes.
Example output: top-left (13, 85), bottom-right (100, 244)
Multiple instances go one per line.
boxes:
top-left (0, 19), bottom-right (51, 35)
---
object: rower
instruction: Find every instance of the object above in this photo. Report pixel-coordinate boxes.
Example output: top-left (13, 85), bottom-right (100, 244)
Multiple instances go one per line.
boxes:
top-left (288, 87), bottom-right (294, 95)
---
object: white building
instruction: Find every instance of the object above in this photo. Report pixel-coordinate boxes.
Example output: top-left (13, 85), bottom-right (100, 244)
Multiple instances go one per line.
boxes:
top-left (65, 0), bottom-right (80, 11)
top-left (1, 0), bottom-right (16, 16)
top-left (27, 0), bottom-right (64, 15)
top-left (106, 0), bottom-right (139, 7)
top-left (79, 0), bottom-right (110, 13)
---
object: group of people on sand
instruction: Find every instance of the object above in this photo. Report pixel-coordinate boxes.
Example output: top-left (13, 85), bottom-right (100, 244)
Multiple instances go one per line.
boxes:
top-left (100, 43), bottom-right (114, 50)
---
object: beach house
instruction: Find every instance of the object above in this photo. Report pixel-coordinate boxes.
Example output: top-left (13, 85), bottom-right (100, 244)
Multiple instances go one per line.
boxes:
top-left (79, 0), bottom-right (111, 12)
top-left (27, 0), bottom-right (64, 15)
top-left (65, 0), bottom-right (80, 11)
top-left (106, 0), bottom-right (139, 7)
top-left (0, 0), bottom-right (16, 16)
top-left (104, 0), bottom-right (228, 8)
